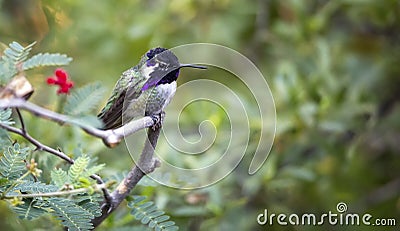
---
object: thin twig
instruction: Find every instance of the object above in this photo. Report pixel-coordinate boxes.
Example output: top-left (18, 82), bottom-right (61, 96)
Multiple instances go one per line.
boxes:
top-left (15, 108), bottom-right (26, 134)
top-left (4, 187), bottom-right (95, 199)
top-left (0, 122), bottom-right (74, 163)
top-left (91, 127), bottom-right (161, 227)
top-left (0, 118), bottom-right (113, 200)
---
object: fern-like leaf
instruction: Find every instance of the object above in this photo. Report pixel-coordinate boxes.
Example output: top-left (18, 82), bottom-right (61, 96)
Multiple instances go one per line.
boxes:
top-left (74, 193), bottom-right (103, 218)
top-left (51, 168), bottom-right (69, 188)
top-left (0, 143), bottom-right (29, 180)
top-left (68, 155), bottom-right (90, 183)
top-left (22, 53), bottom-right (72, 70)
top-left (63, 82), bottom-right (107, 116)
top-left (82, 163), bottom-right (105, 178)
top-left (0, 61), bottom-right (16, 85)
top-left (0, 41), bottom-right (36, 84)
top-left (3, 41), bottom-right (36, 63)
top-left (11, 181), bottom-right (58, 194)
top-left (12, 199), bottom-right (48, 220)
top-left (47, 197), bottom-right (94, 231)
top-left (0, 108), bottom-right (14, 125)
top-left (128, 196), bottom-right (179, 231)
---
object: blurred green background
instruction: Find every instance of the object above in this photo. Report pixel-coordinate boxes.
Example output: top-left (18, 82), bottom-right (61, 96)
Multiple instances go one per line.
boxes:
top-left (0, 0), bottom-right (399, 230)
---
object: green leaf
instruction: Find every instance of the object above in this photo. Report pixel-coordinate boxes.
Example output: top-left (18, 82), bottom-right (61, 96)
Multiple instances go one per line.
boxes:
top-left (83, 163), bottom-right (105, 178)
top-left (128, 196), bottom-right (179, 231)
top-left (133, 196), bottom-right (147, 204)
top-left (3, 41), bottom-right (36, 62)
top-left (0, 143), bottom-right (29, 180)
top-left (12, 199), bottom-right (48, 220)
top-left (78, 199), bottom-right (102, 218)
top-left (138, 201), bottom-right (154, 209)
top-left (47, 197), bottom-right (94, 231)
top-left (0, 41), bottom-right (36, 84)
top-left (74, 193), bottom-right (103, 218)
top-left (0, 108), bottom-right (14, 125)
top-left (68, 154), bottom-right (90, 183)
top-left (164, 226), bottom-right (179, 231)
top-left (158, 221), bottom-right (176, 229)
top-left (22, 53), bottom-right (72, 70)
top-left (51, 168), bottom-right (69, 188)
top-left (153, 215), bottom-right (170, 223)
top-left (12, 181), bottom-right (58, 194)
top-left (0, 61), bottom-right (17, 85)
top-left (148, 211), bottom-right (165, 218)
top-left (63, 82), bottom-right (107, 116)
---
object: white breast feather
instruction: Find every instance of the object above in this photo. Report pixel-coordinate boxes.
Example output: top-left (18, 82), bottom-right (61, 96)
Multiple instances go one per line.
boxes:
top-left (158, 81), bottom-right (177, 110)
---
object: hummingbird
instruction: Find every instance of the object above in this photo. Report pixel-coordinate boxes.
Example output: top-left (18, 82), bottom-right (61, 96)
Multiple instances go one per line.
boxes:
top-left (98, 47), bottom-right (206, 130)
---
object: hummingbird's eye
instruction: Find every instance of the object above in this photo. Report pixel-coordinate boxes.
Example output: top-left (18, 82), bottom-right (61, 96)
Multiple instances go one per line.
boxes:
top-left (158, 63), bottom-right (168, 70)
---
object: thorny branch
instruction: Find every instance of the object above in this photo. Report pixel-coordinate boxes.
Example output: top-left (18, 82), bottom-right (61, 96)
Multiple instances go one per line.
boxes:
top-left (0, 98), bottom-right (162, 229)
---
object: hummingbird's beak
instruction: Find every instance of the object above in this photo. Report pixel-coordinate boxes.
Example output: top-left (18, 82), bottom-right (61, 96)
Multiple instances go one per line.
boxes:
top-left (179, 64), bottom-right (207, 69)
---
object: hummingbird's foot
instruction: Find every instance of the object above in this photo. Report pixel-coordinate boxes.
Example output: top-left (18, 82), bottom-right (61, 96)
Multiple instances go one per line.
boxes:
top-left (100, 201), bottom-right (114, 214)
top-left (150, 111), bottom-right (165, 130)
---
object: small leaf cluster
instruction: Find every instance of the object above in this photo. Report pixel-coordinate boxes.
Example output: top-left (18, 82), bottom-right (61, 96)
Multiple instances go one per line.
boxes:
top-left (0, 143), bottom-right (30, 185)
top-left (129, 196), bottom-right (179, 231)
top-left (0, 40), bottom-right (106, 128)
top-left (0, 41), bottom-right (72, 85)
top-left (51, 153), bottom-right (105, 192)
top-left (63, 82), bottom-right (107, 128)
top-left (0, 142), bottom-right (103, 231)
top-left (0, 109), bottom-right (14, 126)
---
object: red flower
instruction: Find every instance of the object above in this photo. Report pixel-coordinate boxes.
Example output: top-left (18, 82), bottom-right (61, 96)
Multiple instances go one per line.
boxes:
top-left (47, 68), bottom-right (74, 94)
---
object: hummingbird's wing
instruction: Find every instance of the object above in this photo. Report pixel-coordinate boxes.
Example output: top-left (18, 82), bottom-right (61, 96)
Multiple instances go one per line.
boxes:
top-left (98, 90), bottom-right (126, 129)
top-left (98, 68), bottom-right (144, 130)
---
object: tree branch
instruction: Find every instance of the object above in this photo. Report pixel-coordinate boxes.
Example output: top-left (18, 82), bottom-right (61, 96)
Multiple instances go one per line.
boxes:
top-left (91, 126), bottom-right (161, 228)
top-left (0, 98), bottom-right (163, 229)
top-left (0, 114), bottom-right (112, 202)
top-left (0, 98), bottom-right (156, 147)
